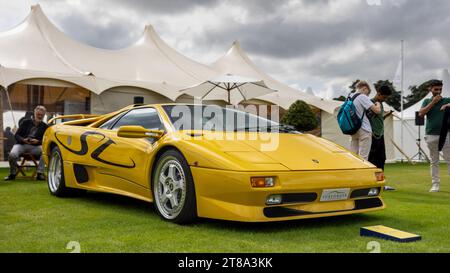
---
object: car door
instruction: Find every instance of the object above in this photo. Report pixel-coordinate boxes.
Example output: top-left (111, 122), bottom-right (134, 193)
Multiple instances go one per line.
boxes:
top-left (95, 107), bottom-right (165, 190)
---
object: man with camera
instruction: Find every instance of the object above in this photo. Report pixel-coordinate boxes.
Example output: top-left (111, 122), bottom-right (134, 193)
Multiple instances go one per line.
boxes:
top-left (419, 80), bottom-right (450, 192)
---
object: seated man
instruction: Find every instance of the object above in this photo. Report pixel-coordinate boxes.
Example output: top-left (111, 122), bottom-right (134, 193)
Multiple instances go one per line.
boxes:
top-left (4, 106), bottom-right (49, 181)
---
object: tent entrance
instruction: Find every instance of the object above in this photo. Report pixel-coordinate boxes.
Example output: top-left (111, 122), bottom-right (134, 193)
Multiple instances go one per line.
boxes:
top-left (1, 83), bottom-right (91, 161)
top-left (5, 83), bottom-right (91, 116)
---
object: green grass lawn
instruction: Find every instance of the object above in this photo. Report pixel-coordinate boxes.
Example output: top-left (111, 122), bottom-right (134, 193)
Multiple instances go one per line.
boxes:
top-left (0, 164), bottom-right (449, 253)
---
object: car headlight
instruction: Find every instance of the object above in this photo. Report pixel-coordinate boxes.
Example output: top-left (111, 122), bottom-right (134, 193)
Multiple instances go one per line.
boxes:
top-left (375, 172), bottom-right (385, 182)
top-left (368, 188), bottom-right (379, 196)
top-left (266, 195), bottom-right (282, 205)
top-left (251, 177), bottom-right (275, 188)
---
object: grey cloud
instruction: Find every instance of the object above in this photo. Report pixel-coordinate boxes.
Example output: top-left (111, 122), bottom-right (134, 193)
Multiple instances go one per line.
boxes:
top-left (198, 18), bottom-right (357, 59)
top-left (50, 9), bottom-right (142, 49)
top-left (196, 0), bottom-right (450, 60)
top-left (101, 0), bottom-right (221, 14)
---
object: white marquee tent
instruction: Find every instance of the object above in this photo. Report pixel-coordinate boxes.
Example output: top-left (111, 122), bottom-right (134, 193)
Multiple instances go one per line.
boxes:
top-left (0, 4), bottom-right (397, 163)
top-left (0, 5), bottom-right (345, 116)
top-left (0, 5), bottom-right (223, 114)
top-left (0, 5), bottom-right (343, 115)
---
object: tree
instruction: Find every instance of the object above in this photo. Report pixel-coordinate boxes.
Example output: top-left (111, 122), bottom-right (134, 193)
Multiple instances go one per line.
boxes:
top-left (281, 100), bottom-right (319, 132)
top-left (333, 96), bottom-right (347, 102)
top-left (404, 80), bottom-right (434, 109)
top-left (373, 80), bottom-right (403, 111)
top-left (349, 79), bottom-right (360, 94)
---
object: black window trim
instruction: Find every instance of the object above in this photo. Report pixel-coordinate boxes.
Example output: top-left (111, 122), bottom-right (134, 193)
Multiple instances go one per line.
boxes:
top-left (101, 107), bottom-right (166, 132)
top-left (99, 111), bottom-right (128, 130)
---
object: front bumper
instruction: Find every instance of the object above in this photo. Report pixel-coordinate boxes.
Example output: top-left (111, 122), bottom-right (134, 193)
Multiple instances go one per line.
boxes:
top-left (191, 167), bottom-right (385, 222)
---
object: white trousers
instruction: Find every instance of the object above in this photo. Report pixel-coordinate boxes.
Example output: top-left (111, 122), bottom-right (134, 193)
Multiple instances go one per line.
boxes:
top-left (425, 134), bottom-right (450, 185)
top-left (350, 129), bottom-right (372, 161)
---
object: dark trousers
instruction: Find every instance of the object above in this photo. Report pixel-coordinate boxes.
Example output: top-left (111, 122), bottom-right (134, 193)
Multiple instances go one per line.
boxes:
top-left (368, 135), bottom-right (386, 170)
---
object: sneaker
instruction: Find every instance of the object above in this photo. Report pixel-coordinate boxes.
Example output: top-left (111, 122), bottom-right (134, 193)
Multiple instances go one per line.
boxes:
top-left (4, 174), bottom-right (16, 181)
top-left (430, 183), bottom-right (440, 193)
top-left (36, 173), bottom-right (46, 181)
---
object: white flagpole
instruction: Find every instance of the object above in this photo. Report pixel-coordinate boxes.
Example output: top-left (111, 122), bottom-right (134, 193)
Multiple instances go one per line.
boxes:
top-left (400, 40), bottom-right (405, 162)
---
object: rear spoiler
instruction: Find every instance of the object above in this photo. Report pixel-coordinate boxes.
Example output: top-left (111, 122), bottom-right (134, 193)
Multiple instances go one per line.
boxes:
top-left (48, 114), bottom-right (101, 125)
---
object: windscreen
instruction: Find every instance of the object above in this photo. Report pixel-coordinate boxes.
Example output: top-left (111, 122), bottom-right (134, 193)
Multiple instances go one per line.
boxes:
top-left (162, 105), bottom-right (298, 133)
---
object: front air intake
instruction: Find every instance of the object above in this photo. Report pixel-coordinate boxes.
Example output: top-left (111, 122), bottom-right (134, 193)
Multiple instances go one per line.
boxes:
top-left (73, 164), bottom-right (89, 183)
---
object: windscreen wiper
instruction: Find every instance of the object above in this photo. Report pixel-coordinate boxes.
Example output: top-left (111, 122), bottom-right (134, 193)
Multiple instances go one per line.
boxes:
top-left (234, 124), bottom-right (299, 133)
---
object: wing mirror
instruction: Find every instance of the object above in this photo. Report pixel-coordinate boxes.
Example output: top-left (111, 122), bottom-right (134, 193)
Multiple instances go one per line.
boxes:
top-left (117, 126), bottom-right (164, 139)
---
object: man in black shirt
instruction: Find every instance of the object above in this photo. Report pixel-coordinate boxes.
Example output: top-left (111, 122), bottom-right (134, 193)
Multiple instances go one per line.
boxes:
top-left (4, 106), bottom-right (49, 181)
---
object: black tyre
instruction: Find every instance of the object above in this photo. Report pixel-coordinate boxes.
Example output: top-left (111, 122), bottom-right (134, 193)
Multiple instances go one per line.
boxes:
top-left (152, 149), bottom-right (197, 224)
top-left (47, 146), bottom-right (83, 197)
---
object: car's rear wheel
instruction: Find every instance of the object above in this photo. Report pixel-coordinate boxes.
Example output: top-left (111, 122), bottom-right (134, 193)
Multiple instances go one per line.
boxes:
top-left (48, 146), bottom-right (83, 197)
top-left (152, 149), bottom-right (197, 224)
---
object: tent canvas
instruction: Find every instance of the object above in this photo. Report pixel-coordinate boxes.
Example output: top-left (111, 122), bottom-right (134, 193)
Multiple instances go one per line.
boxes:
top-left (0, 4), bottom-right (224, 113)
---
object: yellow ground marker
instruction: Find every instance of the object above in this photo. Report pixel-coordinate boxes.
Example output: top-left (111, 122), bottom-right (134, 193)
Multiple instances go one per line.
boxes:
top-left (361, 225), bottom-right (422, 243)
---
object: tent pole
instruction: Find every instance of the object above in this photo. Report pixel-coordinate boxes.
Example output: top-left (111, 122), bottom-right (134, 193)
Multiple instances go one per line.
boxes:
top-left (236, 86), bottom-right (247, 104)
top-left (202, 82), bottom-right (220, 101)
top-left (5, 85), bottom-right (17, 129)
top-left (400, 40), bottom-right (405, 163)
top-left (0, 86), bottom-right (4, 160)
top-left (391, 139), bottom-right (414, 165)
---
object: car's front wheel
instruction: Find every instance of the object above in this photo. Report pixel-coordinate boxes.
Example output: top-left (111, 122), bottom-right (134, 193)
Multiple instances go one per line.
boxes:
top-left (47, 146), bottom-right (83, 197)
top-left (152, 149), bottom-right (197, 224)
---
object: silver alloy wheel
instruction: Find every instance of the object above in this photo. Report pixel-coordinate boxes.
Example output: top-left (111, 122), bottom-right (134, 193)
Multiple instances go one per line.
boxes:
top-left (48, 151), bottom-right (62, 193)
top-left (154, 158), bottom-right (187, 219)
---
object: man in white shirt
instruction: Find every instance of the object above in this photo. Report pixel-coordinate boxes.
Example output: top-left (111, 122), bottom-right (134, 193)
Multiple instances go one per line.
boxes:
top-left (350, 81), bottom-right (381, 160)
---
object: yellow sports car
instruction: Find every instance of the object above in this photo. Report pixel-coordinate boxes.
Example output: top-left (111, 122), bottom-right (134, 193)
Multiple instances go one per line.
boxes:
top-left (42, 104), bottom-right (385, 224)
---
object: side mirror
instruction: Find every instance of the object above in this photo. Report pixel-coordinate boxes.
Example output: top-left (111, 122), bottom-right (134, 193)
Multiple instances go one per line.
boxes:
top-left (117, 126), bottom-right (164, 139)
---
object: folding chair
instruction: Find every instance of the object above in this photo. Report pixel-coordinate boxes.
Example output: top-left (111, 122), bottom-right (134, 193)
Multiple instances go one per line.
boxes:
top-left (15, 153), bottom-right (39, 179)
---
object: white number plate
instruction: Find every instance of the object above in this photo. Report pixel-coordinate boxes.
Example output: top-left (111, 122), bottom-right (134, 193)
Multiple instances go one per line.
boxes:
top-left (320, 188), bottom-right (350, 202)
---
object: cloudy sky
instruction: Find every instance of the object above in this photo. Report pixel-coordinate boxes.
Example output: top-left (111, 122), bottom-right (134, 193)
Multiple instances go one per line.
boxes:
top-left (1, 0), bottom-right (449, 99)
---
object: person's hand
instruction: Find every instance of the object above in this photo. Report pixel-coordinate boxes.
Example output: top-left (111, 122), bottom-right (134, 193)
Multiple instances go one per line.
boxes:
top-left (432, 95), bottom-right (442, 105)
top-left (29, 139), bottom-right (39, 145)
top-left (441, 104), bottom-right (450, 111)
top-left (23, 138), bottom-right (31, 145)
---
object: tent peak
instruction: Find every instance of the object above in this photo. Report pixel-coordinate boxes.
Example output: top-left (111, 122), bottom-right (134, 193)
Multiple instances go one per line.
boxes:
top-left (29, 4), bottom-right (46, 20)
top-left (143, 24), bottom-right (157, 39)
top-left (225, 40), bottom-right (251, 62)
top-left (229, 40), bottom-right (243, 53)
top-left (144, 24), bottom-right (155, 32)
top-left (30, 4), bottom-right (41, 11)
top-left (138, 24), bottom-right (162, 45)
